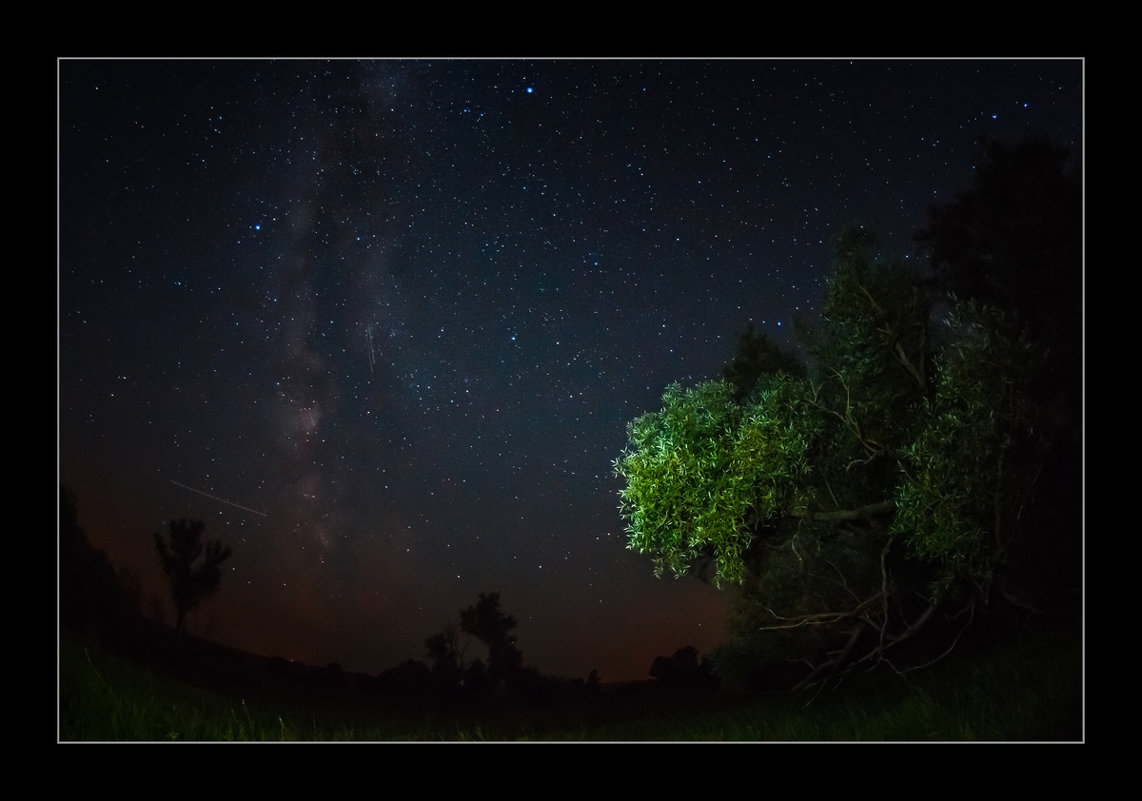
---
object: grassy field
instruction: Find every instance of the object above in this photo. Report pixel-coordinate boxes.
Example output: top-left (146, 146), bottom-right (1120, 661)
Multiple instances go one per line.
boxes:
top-left (58, 614), bottom-right (1081, 742)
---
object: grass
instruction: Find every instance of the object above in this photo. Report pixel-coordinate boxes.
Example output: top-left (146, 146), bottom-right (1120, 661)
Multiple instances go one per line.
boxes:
top-left (58, 613), bottom-right (1081, 742)
top-left (59, 636), bottom-right (424, 741)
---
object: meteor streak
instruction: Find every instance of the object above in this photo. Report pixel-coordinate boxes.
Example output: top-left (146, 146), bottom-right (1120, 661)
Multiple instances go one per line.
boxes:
top-left (366, 324), bottom-right (375, 373)
top-left (169, 480), bottom-right (268, 518)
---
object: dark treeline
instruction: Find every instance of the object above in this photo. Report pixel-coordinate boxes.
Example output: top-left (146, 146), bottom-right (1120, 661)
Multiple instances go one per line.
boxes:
top-left (59, 486), bottom-right (144, 648)
top-left (59, 481), bottom-right (714, 715)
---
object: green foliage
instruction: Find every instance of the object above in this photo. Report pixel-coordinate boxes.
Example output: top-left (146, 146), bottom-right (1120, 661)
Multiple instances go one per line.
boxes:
top-left (614, 375), bottom-right (820, 587)
top-left (811, 229), bottom-right (930, 454)
top-left (892, 301), bottom-right (1049, 596)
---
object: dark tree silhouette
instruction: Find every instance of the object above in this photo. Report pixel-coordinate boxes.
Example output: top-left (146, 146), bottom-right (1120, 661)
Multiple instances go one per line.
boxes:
top-left (154, 519), bottom-right (232, 634)
top-left (916, 135), bottom-right (1081, 404)
top-left (60, 486), bottom-right (141, 643)
top-left (424, 624), bottom-right (465, 686)
top-left (650, 646), bottom-right (703, 684)
top-left (722, 322), bottom-right (806, 404)
top-left (918, 135), bottom-right (1082, 611)
top-left (459, 592), bottom-right (523, 684)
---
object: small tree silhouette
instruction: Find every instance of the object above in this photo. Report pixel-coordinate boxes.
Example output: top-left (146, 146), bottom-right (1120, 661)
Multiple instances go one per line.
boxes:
top-left (154, 519), bottom-right (232, 634)
top-left (424, 623), bottom-right (465, 686)
top-left (459, 592), bottom-right (523, 684)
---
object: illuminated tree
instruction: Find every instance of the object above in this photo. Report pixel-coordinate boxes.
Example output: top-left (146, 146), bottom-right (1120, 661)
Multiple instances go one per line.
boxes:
top-left (154, 519), bottom-right (232, 634)
top-left (614, 226), bottom-right (1067, 690)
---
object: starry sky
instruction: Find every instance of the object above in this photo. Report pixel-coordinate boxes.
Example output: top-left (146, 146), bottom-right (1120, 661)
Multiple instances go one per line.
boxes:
top-left (58, 58), bottom-right (1082, 683)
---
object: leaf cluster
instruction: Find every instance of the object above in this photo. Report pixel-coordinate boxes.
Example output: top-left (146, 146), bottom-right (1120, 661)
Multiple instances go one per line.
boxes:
top-left (891, 301), bottom-right (1050, 597)
top-left (614, 375), bottom-right (820, 587)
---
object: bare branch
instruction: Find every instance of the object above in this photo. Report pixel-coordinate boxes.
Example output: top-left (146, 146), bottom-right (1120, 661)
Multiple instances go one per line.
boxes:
top-left (760, 591), bottom-right (885, 632)
top-left (788, 500), bottom-right (895, 522)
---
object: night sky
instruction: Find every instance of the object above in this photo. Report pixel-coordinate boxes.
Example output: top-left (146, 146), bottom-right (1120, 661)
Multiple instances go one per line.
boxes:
top-left (58, 58), bottom-right (1082, 683)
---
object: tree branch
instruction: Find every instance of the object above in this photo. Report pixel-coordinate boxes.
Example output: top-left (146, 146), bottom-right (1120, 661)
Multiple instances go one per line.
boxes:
top-left (808, 371), bottom-right (887, 466)
top-left (761, 591), bottom-right (885, 632)
top-left (856, 279), bottom-right (928, 393)
top-left (894, 340), bottom-right (928, 392)
top-left (789, 500), bottom-right (895, 522)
